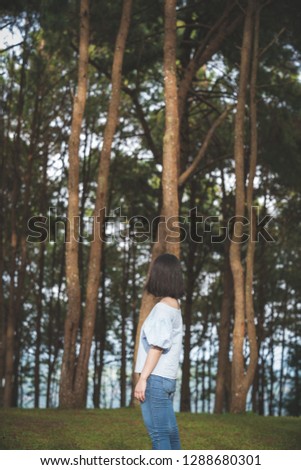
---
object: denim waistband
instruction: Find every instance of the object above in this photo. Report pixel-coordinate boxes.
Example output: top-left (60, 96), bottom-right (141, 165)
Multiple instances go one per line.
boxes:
top-left (148, 374), bottom-right (176, 384)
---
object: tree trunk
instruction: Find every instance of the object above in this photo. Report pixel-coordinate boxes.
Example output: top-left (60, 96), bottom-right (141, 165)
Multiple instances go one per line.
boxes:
top-left (201, 351), bottom-right (206, 413)
top-left (46, 242), bottom-right (64, 408)
top-left (230, 0), bottom-right (258, 413)
top-left (46, 243), bottom-right (56, 408)
top-left (34, 145), bottom-right (48, 408)
top-left (259, 357), bottom-right (265, 415)
top-left (0, 116), bottom-right (5, 406)
top-left (93, 261), bottom-right (107, 408)
top-left (180, 180), bottom-right (198, 412)
top-left (252, 239), bottom-right (266, 413)
top-left (4, 26), bottom-right (30, 406)
top-left (194, 358), bottom-right (200, 413)
top-left (0, 83), bottom-right (6, 407)
top-left (268, 304), bottom-right (274, 416)
top-left (120, 245), bottom-right (130, 407)
top-left (214, 241), bottom-right (233, 413)
top-left (93, 319), bottom-right (104, 408)
top-left (244, 1), bottom-right (260, 401)
top-left (72, 0), bottom-right (133, 408)
top-left (34, 241), bottom-right (45, 407)
top-left (0, 222), bottom-right (5, 408)
top-left (79, 113), bottom-right (94, 303)
top-left (131, 0), bottom-right (180, 405)
top-left (278, 314), bottom-right (286, 416)
top-left (160, 0), bottom-right (180, 257)
top-left (59, 0), bottom-right (90, 408)
top-left (180, 286), bottom-right (193, 411)
top-left (4, 109), bottom-right (22, 409)
top-left (207, 333), bottom-right (213, 412)
top-left (131, 243), bottom-right (138, 346)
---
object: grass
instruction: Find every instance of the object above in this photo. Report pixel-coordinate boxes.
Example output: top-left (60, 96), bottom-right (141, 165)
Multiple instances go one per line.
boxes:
top-left (0, 408), bottom-right (300, 450)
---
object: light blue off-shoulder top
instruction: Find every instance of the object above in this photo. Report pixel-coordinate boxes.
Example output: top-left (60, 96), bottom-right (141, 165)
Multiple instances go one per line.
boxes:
top-left (134, 301), bottom-right (183, 380)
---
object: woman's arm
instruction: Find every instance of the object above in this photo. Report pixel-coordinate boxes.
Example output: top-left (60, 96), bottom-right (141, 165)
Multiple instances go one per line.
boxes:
top-left (134, 346), bottom-right (163, 402)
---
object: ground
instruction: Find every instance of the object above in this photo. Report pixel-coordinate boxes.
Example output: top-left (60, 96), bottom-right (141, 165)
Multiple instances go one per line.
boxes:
top-left (0, 408), bottom-right (300, 450)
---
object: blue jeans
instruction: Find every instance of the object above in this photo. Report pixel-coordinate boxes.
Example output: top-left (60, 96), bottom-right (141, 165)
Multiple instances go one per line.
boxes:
top-left (140, 374), bottom-right (181, 450)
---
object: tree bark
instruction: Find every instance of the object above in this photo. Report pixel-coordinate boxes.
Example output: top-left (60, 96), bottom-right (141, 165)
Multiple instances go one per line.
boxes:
top-left (93, 261), bottom-right (106, 409)
top-left (160, 0), bottom-right (180, 259)
top-left (244, 2), bottom-right (260, 396)
top-left (251, 217), bottom-right (266, 413)
top-left (4, 111), bottom-right (21, 408)
top-left (259, 356), bottom-right (265, 415)
top-left (0, 77), bottom-right (6, 407)
top-left (46, 242), bottom-right (59, 408)
top-left (34, 140), bottom-right (48, 408)
top-left (201, 351), bottom-right (206, 413)
top-left (194, 357), bottom-right (200, 413)
top-left (180, 272), bottom-right (193, 412)
top-left (214, 241), bottom-right (233, 413)
top-left (0, 207), bottom-right (5, 408)
top-left (78, 116), bottom-right (92, 303)
top-left (180, 179), bottom-right (198, 412)
top-left (120, 244), bottom-right (130, 407)
top-left (34, 241), bottom-right (45, 407)
top-left (59, 0), bottom-right (90, 408)
top-left (268, 304), bottom-right (274, 415)
top-left (278, 291), bottom-right (287, 416)
top-left (230, 0), bottom-right (258, 413)
top-left (131, 243), bottom-right (138, 347)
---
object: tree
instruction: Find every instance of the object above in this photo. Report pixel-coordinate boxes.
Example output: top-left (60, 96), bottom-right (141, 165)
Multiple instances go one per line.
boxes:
top-left (132, 0), bottom-right (181, 403)
top-left (59, 0), bottom-right (90, 408)
top-left (132, 0), bottom-right (235, 405)
top-left (60, 0), bottom-right (133, 408)
top-left (3, 20), bottom-right (33, 407)
top-left (229, 0), bottom-right (259, 413)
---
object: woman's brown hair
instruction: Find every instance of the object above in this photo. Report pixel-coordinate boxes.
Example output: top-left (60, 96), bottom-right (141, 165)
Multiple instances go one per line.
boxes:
top-left (145, 253), bottom-right (185, 299)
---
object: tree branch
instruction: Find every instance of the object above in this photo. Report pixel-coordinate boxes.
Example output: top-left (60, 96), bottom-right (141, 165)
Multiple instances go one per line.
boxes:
top-left (122, 84), bottom-right (161, 162)
top-left (178, 1), bottom-right (243, 121)
top-left (178, 106), bottom-right (233, 186)
top-left (0, 41), bottom-right (23, 54)
top-left (260, 27), bottom-right (286, 57)
top-left (193, 153), bottom-right (233, 177)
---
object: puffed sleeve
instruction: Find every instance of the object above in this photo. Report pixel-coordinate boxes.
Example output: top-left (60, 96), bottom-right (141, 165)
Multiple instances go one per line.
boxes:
top-left (143, 306), bottom-right (173, 351)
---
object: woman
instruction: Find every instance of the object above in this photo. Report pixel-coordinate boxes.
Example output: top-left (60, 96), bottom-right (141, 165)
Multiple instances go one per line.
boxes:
top-left (134, 253), bottom-right (184, 450)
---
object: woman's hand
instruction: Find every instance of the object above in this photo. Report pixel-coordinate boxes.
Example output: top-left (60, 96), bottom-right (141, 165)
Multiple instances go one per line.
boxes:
top-left (134, 377), bottom-right (147, 402)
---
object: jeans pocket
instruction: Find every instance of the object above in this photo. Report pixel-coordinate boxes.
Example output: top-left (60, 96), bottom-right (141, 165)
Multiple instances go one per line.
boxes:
top-left (162, 377), bottom-right (176, 394)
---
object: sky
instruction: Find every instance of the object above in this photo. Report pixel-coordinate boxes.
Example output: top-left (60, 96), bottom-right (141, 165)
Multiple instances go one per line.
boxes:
top-left (0, 21), bottom-right (23, 51)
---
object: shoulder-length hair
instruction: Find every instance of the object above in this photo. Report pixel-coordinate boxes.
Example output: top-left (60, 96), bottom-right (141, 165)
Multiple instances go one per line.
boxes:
top-left (145, 253), bottom-right (185, 299)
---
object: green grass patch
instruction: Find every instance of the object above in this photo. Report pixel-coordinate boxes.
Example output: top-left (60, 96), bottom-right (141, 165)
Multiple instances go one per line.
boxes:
top-left (0, 408), bottom-right (300, 450)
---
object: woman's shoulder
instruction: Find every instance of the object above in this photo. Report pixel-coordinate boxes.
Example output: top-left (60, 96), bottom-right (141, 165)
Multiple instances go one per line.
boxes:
top-left (156, 297), bottom-right (181, 311)
top-left (145, 298), bottom-right (181, 324)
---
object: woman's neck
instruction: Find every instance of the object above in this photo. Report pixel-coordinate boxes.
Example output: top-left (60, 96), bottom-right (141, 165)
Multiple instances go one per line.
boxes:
top-left (159, 297), bottom-right (180, 309)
